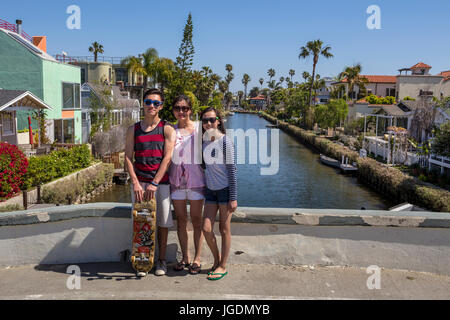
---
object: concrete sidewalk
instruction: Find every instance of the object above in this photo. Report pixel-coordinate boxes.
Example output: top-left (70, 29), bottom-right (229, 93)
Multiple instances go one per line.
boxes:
top-left (1, 262), bottom-right (449, 300)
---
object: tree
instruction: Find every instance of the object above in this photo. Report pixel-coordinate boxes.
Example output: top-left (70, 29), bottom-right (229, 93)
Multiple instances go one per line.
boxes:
top-left (174, 13), bottom-right (195, 93)
top-left (289, 69), bottom-right (295, 82)
top-left (432, 122), bottom-right (450, 157)
top-left (88, 42), bottom-right (104, 62)
top-left (225, 64), bottom-right (234, 95)
top-left (259, 78), bottom-right (264, 88)
top-left (242, 73), bottom-right (251, 100)
top-left (267, 68), bottom-right (275, 85)
top-left (121, 56), bottom-right (147, 85)
top-left (338, 63), bottom-right (368, 100)
top-left (141, 48), bottom-right (159, 88)
top-left (298, 39), bottom-right (333, 106)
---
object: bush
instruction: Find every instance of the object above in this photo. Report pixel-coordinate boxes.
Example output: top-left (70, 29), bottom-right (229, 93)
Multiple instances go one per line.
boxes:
top-left (0, 142), bottom-right (29, 201)
top-left (26, 145), bottom-right (92, 187)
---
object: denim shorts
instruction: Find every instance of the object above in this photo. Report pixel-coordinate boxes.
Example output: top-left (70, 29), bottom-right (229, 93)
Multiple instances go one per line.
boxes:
top-left (205, 187), bottom-right (230, 205)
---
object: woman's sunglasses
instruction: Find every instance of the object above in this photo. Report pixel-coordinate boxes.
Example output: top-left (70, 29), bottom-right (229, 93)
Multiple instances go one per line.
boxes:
top-left (173, 106), bottom-right (191, 112)
top-left (143, 99), bottom-right (163, 108)
top-left (202, 117), bottom-right (219, 124)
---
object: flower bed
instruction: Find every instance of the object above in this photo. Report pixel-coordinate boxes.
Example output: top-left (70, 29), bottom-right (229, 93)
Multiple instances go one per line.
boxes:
top-left (0, 142), bottom-right (28, 201)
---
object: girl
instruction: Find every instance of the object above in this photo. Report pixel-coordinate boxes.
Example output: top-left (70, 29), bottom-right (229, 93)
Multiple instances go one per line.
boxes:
top-left (169, 95), bottom-right (206, 275)
top-left (200, 107), bottom-right (237, 281)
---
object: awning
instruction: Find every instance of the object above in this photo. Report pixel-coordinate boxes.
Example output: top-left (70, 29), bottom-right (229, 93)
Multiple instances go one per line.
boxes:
top-left (0, 89), bottom-right (53, 112)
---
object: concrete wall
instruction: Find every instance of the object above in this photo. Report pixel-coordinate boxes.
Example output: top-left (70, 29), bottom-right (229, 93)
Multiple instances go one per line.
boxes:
top-left (397, 75), bottom-right (445, 100)
top-left (1, 204), bottom-right (450, 275)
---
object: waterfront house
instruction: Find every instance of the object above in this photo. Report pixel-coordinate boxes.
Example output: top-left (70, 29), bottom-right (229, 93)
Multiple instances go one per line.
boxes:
top-left (0, 89), bottom-right (52, 147)
top-left (0, 19), bottom-right (82, 144)
top-left (332, 75), bottom-right (397, 100)
top-left (249, 95), bottom-right (268, 110)
top-left (80, 82), bottom-right (140, 143)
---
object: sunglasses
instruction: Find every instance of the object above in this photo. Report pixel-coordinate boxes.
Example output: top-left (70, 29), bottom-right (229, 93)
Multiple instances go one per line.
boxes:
top-left (143, 99), bottom-right (163, 107)
top-left (201, 117), bottom-right (219, 124)
top-left (173, 105), bottom-right (191, 112)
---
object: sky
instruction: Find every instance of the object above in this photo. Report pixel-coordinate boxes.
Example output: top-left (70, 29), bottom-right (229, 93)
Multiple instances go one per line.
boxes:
top-left (1, 0), bottom-right (450, 92)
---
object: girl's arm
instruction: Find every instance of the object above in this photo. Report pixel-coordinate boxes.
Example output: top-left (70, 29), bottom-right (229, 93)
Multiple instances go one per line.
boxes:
top-left (223, 136), bottom-right (237, 203)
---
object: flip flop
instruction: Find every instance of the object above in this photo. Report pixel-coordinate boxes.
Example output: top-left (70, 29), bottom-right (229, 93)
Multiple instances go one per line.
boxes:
top-left (173, 261), bottom-right (190, 271)
top-left (189, 263), bottom-right (202, 275)
top-left (207, 271), bottom-right (228, 281)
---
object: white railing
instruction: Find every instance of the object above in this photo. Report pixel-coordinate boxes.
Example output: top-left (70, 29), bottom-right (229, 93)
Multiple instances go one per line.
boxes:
top-left (429, 154), bottom-right (450, 174)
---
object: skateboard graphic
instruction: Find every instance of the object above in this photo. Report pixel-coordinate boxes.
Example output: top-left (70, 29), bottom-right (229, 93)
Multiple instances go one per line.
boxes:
top-left (131, 199), bottom-right (157, 274)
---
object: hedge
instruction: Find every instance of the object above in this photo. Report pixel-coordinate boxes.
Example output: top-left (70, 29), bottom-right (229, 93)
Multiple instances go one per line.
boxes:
top-left (25, 145), bottom-right (92, 187)
top-left (261, 112), bottom-right (450, 212)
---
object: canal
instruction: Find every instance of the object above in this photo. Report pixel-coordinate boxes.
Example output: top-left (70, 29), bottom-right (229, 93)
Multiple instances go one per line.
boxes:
top-left (89, 113), bottom-right (394, 210)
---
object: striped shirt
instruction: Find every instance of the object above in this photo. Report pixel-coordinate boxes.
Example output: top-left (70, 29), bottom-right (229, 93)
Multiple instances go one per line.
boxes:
top-left (202, 135), bottom-right (237, 201)
top-left (133, 120), bottom-right (169, 184)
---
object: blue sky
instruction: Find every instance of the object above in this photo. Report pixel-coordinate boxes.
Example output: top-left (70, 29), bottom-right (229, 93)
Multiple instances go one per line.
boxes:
top-left (1, 0), bottom-right (450, 92)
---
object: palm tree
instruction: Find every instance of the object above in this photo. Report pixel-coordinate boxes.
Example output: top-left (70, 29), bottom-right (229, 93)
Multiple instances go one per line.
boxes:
top-left (267, 68), bottom-right (275, 85)
top-left (338, 63), bottom-right (368, 100)
top-left (259, 78), bottom-right (264, 89)
top-left (121, 56), bottom-right (147, 86)
top-left (289, 69), bottom-right (295, 82)
top-left (299, 39), bottom-right (333, 106)
top-left (242, 73), bottom-right (251, 100)
top-left (89, 42), bottom-right (104, 62)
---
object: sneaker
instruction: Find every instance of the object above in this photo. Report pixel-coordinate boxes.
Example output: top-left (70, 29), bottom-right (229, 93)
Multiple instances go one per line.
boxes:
top-left (136, 271), bottom-right (147, 277)
top-left (155, 260), bottom-right (167, 276)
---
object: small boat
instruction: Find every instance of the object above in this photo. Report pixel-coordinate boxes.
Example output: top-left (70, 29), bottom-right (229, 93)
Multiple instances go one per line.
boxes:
top-left (229, 112), bottom-right (235, 116)
top-left (388, 202), bottom-right (428, 212)
top-left (319, 154), bottom-right (340, 168)
top-left (339, 163), bottom-right (357, 173)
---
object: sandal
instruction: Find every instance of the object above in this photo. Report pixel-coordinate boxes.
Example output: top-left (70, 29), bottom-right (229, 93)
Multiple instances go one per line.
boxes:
top-left (189, 262), bottom-right (202, 275)
top-left (207, 271), bottom-right (228, 281)
top-left (173, 261), bottom-right (190, 271)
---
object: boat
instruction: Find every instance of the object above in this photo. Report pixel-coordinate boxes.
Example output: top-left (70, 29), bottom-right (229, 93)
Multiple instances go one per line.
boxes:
top-left (319, 154), bottom-right (340, 168)
top-left (388, 202), bottom-right (428, 212)
top-left (229, 112), bottom-right (235, 116)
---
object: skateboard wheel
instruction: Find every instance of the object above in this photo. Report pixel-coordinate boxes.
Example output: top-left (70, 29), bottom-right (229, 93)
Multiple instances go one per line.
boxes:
top-left (131, 256), bottom-right (135, 263)
top-left (132, 210), bottom-right (138, 218)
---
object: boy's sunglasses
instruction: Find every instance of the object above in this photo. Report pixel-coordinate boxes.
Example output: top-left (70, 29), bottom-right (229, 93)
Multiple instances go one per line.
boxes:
top-left (173, 106), bottom-right (191, 112)
top-left (143, 99), bottom-right (163, 107)
top-left (202, 117), bottom-right (219, 124)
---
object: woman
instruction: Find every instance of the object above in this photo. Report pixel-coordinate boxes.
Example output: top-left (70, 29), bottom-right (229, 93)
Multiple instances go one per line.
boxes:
top-left (200, 107), bottom-right (237, 281)
top-left (169, 95), bottom-right (206, 275)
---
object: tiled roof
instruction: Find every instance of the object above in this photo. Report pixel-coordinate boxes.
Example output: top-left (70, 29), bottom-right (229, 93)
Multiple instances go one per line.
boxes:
top-left (410, 62), bottom-right (432, 69)
top-left (437, 70), bottom-right (450, 82)
top-left (249, 95), bottom-right (266, 100)
top-left (341, 75), bottom-right (396, 83)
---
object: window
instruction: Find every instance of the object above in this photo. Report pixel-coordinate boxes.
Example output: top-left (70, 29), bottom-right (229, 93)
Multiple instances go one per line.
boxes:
top-left (81, 69), bottom-right (86, 84)
top-left (1, 112), bottom-right (15, 135)
top-left (386, 88), bottom-right (395, 97)
top-left (62, 82), bottom-right (81, 109)
top-left (54, 119), bottom-right (75, 143)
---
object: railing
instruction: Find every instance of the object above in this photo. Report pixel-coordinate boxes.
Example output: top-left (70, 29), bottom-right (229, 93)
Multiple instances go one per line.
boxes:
top-left (429, 154), bottom-right (450, 174)
top-left (54, 55), bottom-right (126, 65)
top-left (0, 19), bottom-right (33, 42)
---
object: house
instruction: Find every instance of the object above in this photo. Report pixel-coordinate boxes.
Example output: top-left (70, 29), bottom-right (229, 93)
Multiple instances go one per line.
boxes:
top-left (332, 75), bottom-right (397, 100)
top-left (80, 82), bottom-right (140, 143)
top-left (0, 89), bottom-right (52, 145)
top-left (249, 95), bottom-right (268, 110)
top-left (396, 62), bottom-right (450, 101)
top-left (0, 19), bottom-right (82, 144)
top-left (315, 77), bottom-right (334, 104)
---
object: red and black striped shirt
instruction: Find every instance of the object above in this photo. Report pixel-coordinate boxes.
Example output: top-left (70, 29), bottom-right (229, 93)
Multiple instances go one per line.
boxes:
top-left (134, 120), bottom-right (169, 184)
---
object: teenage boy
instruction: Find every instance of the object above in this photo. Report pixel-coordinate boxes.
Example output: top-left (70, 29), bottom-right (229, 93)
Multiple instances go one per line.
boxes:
top-left (125, 88), bottom-right (175, 277)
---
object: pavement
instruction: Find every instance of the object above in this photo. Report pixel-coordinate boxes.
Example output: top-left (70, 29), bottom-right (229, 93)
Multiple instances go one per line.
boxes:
top-left (1, 262), bottom-right (450, 300)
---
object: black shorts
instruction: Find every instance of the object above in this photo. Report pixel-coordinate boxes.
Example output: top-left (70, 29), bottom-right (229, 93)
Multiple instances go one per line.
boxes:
top-left (205, 187), bottom-right (230, 205)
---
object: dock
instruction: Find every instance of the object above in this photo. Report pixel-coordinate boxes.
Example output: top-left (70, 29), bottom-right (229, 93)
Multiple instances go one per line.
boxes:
top-left (113, 169), bottom-right (129, 185)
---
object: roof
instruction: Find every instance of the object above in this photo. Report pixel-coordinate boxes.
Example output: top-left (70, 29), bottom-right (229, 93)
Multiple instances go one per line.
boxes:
top-left (410, 62), bottom-right (432, 69)
top-left (0, 89), bottom-right (52, 111)
top-left (340, 75), bottom-right (397, 83)
top-left (437, 70), bottom-right (450, 82)
top-left (377, 105), bottom-right (408, 117)
top-left (249, 95), bottom-right (267, 100)
top-left (0, 28), bottom-right (57, 63)
top-left (398, 100), bottom-right (421, 111)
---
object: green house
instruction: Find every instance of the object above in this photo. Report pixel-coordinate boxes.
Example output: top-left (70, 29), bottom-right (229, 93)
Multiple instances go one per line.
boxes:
top-left (0, 26), bottom-right (82, 144)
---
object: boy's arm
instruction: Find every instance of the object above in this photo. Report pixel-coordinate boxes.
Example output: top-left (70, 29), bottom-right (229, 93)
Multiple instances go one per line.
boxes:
top-left (125, 125), bottom-right (143, 202)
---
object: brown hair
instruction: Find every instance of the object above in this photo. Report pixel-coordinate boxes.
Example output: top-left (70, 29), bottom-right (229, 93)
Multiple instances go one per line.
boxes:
top-left (200, 107), bottom-right (225, 134)
top-left (143, 88), bottom-right (164, 102)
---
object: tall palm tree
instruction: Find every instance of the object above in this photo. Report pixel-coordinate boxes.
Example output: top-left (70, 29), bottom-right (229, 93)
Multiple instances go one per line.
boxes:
top-left (299, 39), bottom-right (333, 106)
top-left (289, 69), bottom-right (295, 82)
top-left (121, 56), bottom-right (147, 86)
top-left (259, 78), bottom-right (264, 89)
top-left (267, 68), bottom-right (275, 86)
top-left (338, 63), bottom-right (368, 100)
top-left (141, 48), bottom-right (159, 88)
top-left (89, 42), bottom-right (104, 62)
top-left (242, 73), bottom-right (251, 100)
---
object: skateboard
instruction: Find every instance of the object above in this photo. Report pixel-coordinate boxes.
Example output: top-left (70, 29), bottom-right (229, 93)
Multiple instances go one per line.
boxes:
top-left (131, 199), bottom-right (157, 274)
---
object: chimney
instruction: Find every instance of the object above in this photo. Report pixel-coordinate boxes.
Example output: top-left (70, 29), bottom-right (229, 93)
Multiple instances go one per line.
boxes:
top-left (33, 36), bottom-right (47, 53)
top-left (15, 19), bottom-right (22, 36)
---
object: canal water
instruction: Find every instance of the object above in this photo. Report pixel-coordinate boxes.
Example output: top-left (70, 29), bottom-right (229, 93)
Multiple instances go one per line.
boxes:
top-left (89, 113), bottom-right (394, 210)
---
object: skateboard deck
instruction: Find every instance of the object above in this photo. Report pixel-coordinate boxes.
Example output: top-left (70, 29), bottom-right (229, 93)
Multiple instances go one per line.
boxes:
top-left (131, 199), bottom-right (157, 273)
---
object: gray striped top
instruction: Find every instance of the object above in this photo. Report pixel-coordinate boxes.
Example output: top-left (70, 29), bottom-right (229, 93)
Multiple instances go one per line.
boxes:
top-left (202, 135), bottom-right (237, 201)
